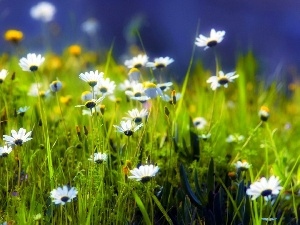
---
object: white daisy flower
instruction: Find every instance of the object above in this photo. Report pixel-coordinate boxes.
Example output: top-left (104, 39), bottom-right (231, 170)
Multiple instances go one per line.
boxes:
top-left (234, 160), bottom-right (251, 171)
top-left (246, 176), bottom-right (282, 201)
top-left (207, 71), bottom-right (239, 90)
top-left (195, 28), bottom-right (225, 50)
top-left (95, 77), bottom-right (116, 96)
top-left (193, 117), bottom-right (207, 130)
top-left (226, 134), bottom-right (245, 143)
top-left (0, 145), bottom-right (13, 157)
top-left (119, 80), bottom-right (138, 91)
top-left (89, 152), bottom-right (108, 164)
top-left (123, 108), bottom-right (148, 124)
top-left (79, 70), bottom-right (104, 88)
top-left (157, 82), bottom-right (173, 92)
top-left (113, 120), bottom-right (143, 136)
top-left (0, 69), bottom-right (8, 83)
top-left (146, 57), bottom-right (174, 69)
top-left (130, 95), bottom-right (151, 103)
top-left (30, 1), bottom-right (56, 23)
top-left (124, 54), bottom-right (148, 69)
top-left (50, 185), bottom-right (77, 205)
top-left (3, 128), bottom-right (32, 146)
top-left (19, 53), bottom-right (45, 72)
top-left (125, 82), bottom-right (145, 98)
top-left (75, 96), bottom-right (105, 109)
top-left (128, 164), bottom-right (159, 182)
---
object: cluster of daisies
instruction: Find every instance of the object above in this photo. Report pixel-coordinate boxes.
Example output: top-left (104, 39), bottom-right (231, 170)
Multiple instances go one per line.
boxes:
top-left (194, 28), bottom-right (282, 203)
top-left (0, 27), bottom-right (280, 208)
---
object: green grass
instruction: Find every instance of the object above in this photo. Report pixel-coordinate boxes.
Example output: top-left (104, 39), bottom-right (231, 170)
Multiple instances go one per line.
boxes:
top-left (0, 45), bottom-right (299, 225)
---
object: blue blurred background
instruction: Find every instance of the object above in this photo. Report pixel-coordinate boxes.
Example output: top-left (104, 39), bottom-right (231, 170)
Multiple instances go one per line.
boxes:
top-left (1, 0), bottom-right (300, 81)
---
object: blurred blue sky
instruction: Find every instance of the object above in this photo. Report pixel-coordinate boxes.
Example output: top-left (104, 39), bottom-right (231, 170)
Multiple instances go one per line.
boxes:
top-left (1, 0), bottom-right (300, 80)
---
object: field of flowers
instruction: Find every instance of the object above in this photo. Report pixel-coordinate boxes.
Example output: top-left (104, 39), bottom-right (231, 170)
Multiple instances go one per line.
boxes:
top-left (1, 10), bottom-right (300, 225)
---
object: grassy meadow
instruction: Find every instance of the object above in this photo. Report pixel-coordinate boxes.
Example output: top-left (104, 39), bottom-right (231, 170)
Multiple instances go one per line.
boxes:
top-left (0, 30), bottom-right (300, 225)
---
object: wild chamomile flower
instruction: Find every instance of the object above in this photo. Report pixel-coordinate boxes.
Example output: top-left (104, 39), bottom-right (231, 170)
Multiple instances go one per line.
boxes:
top-left (19, 53), bottom-right (45, 72)
top-left (3, 128), bottom-right (32, 146)
top-left (123, 108), bottom-right (148, 124)
top-left (226, 134), bottom-right (245, 143)
top-left (234, 160), bottom-right (251, 171)
top-left (50, 185), bottom-right (77, 205)
top-left (119, 80), bottom-right (137, 91)
top-left (195, 28), bottom-right (225, 50)
top-left (124, 54), bottom-right (148, 69)
top-left (130, 95), bottom-right (151, 103)
top-left (75, 96), bottom-right (105, 109)
top-left (207, 71), bottom-right (239, 91)
top-left (193, 117), bottom-right (208, 130)
top-left (113, 120), bottom-right (143, 136)
top-left (246, 176), bottom-right (282, 201)
top-left (4, 29), bottom-right (24, 44)
top-left (88, 152), bottom-right (108, 164)
top-left (259, 106), bottom-right (270, 122)
top-left (146, 57), bottom-right (174, 69)
top-left (128, 164), bottom-right (159, 182)
top-left (30, 1), bottom-right (56, 23)
top-left (0, 69), bottom-right (8, 83)
top-left (17, 106), bottom-right (30, 116)
top-left (125, 82), bottom-right (145, 98)
top-left (95, 77), bottom-right (116, 96)
top-left (49, 80), bottom-right (63, 92)
top-left (79, 70), bottom-right (104, 88)
top-left (0, 145), bottom-right (13, 157)
top-left (157, 82), bottom-right (173, 92)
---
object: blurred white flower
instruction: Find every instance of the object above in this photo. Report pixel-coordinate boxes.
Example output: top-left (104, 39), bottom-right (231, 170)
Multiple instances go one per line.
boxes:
top-left (50, 185), bottom-right (77, 205)
top-left (114, 120), bottom-right (143, 136)
top-left (89, 152), bottom-right (108, 164)
top-left (0, 145), bottom-right (13, 157)
top-left (19, 53), bottom-right (45, 72)
top-left (3, 128), bottom-right (32, 146)
top-left (207, 71), bottom-right (239, 91)
top-left (124, 54), bottom-right (148, 69)
top-left (0, 69), bottom-right (8, 83)
top-left (81, 18), bottom-right (99, 36)
top-left (195, 28), bottom-right (225, 50)
top-left (193, 117), bottom-right (207, 130)
top-left (30, 1), bottom-right (56, 22)
top-left (234, 160), bottom-right (251, 171)
top-left (128, 164), bottom-right (159, 182)
top-left (246, 176), bottom-right (282, 201)
top-left (146, 57), bottom-right (174, 69)
top-left (226, 134), bottom-right (245, 143)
